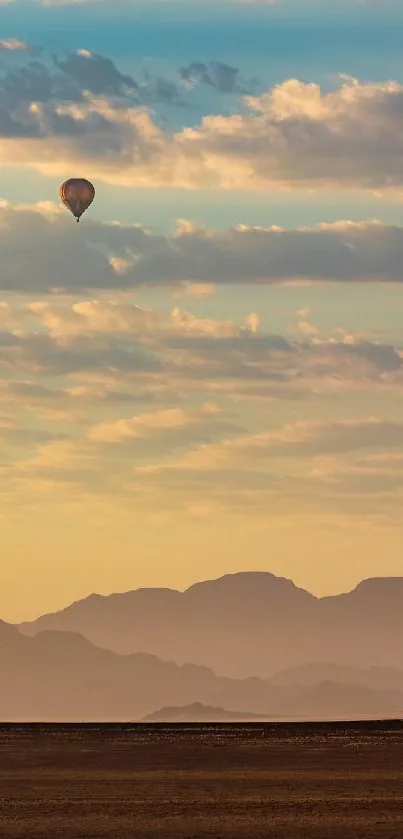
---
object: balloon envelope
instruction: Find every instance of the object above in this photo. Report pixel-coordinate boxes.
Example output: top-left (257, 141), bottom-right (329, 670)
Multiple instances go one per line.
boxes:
top-left (59, 178), bottom-right (95, 222)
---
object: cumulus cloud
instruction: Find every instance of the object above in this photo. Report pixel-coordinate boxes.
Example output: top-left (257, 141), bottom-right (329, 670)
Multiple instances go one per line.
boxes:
top-left (0, 47), bottom-right (183, 144)
top-left (1, 74), bottom-right (403, 192)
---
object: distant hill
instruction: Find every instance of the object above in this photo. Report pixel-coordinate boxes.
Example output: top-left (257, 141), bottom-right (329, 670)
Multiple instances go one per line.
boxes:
top-left (141, 702), bottom-right (270, 722)
top-left (17, 572), bottom-right (403, 679)
top-left (269, 663), bottom-right (403, 691)
top-left (2, 619), bottom-right (403, 721)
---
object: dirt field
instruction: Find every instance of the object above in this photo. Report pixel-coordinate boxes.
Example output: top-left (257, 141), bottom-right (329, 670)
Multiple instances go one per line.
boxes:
top-left (1, 721), bottom-right (403, 838)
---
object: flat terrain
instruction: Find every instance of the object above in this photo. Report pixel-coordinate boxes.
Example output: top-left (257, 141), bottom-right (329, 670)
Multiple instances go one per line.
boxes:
top-left (1, 722), bottom-right (403, 837)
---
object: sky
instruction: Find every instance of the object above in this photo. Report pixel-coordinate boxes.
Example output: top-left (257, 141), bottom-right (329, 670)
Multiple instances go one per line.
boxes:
top-left (1, 0), bottom-right (403, 622)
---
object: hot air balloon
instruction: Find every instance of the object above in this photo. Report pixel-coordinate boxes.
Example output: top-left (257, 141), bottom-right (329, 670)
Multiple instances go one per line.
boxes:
top-left (59, 178), bottom-right (95, 223)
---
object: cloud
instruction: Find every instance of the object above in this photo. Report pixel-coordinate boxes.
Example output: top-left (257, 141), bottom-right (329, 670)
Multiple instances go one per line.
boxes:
top-left (54, 50), bottom-right (139, 97)
top-left (26, 299), bottom-right (249, 342)
top-left (2, 288), bottom-right (402, 398)
top-left (179, 61), bottom-right (259, 95)
top-left (0, 49), bottom-right (183, 144)
top-left (87, 402), bottom-right (221, 442)
top-left (0, 40), bottom-right (35, 53)
top-left (144, 417), bottom-right (403, 472)
top-left (6, 397), bottom-right (240, 503)
top-left (2, 203), bottom-right (403, 293)
top-left (123, 413), bottom-right (403, 524)
top-left (1, 278), bottom-right (403, 520)
top-left (1, 74), bottom-right (403, 192)
top-left (131, 416), bottom-right (403, 516)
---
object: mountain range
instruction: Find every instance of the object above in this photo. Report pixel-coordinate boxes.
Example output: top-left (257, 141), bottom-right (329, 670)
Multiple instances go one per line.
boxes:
top-left (3, 571), bottom-right (403, 721)
top-left (17, 572), bottom-right (403, 679)
top-left (1, 619), bottom-right (403, 721)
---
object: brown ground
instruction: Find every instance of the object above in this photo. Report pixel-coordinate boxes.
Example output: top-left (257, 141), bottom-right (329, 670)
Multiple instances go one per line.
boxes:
top-left (1, 721), bottom-right (403, 838)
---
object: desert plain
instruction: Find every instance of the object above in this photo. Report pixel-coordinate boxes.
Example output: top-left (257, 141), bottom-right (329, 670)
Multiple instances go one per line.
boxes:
top-left (1, 721), bottom-right (403, 838)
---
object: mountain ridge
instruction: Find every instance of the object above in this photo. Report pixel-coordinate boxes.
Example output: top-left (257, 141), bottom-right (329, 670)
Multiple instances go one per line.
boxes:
top-left (19, 571), bottom-right (401, 626)
top-left (2, 619), bottom-right (403, 722)
top-left (15, 571), bottom-right (403, 679)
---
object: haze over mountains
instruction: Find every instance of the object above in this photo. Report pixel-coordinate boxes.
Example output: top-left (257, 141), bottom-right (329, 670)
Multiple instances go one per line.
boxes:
top-left (2, 619), bottom-right (403, 722)
top-left (2, 571), bottom-right (403, 721)
top-left (141, 703), bottom-right (271, 723)
top-left (18, 572), bottom-right (403, 679)
top-left (0, 619), bottom-right (276, 721)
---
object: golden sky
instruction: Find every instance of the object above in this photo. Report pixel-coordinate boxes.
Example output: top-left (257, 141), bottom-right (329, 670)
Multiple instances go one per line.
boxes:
top-left (1, 0), bottom-right (403, 621)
